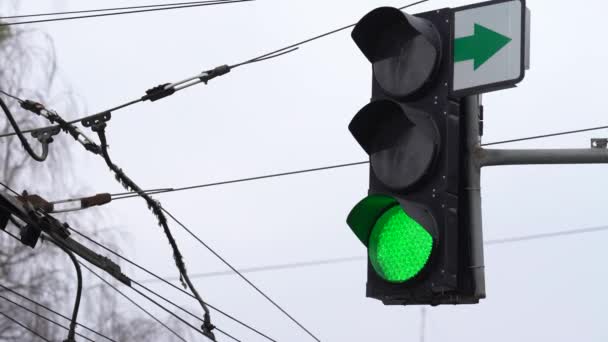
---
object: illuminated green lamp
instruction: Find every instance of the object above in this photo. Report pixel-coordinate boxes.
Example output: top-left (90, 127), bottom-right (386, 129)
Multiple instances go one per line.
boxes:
top-left (347, 195), bottom-right (434, 283)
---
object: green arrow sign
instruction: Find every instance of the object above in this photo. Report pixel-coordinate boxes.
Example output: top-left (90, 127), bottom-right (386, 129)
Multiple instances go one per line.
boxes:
top-left (454, 24), bottom-right (512, 70)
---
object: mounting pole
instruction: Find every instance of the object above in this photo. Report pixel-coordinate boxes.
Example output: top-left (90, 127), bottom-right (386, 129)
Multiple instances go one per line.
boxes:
top-left (464, 95), bottom-right (486, 299)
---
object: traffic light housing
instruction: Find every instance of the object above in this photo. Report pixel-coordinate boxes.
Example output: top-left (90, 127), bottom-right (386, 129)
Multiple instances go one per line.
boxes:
top-left (346, 7), bottom-right (483, 305)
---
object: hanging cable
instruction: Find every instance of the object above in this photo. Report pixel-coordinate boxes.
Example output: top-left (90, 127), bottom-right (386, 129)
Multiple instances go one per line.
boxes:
top-left (0, 310), bottom-right (52, 342)
top-left (0, 0), bottom-right (254, 26)
top-left (44, 237), bottom-right (83, 342)
top-left (0, 96), bottom-right (53, 162)
top-left (161, 206), bottom-right (321, 342)
top-left (0, 284), bottom-right (117, 342)
top-left (89, 117), bottom-right (216, 340)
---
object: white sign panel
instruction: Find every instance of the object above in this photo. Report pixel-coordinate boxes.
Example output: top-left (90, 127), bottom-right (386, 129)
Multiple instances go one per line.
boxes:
top-left (452, 0), bottom-right (529, 95)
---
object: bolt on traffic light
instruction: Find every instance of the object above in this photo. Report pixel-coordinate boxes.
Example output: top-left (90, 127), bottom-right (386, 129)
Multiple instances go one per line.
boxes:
top-left (346, 6), bottom-right (483, 305)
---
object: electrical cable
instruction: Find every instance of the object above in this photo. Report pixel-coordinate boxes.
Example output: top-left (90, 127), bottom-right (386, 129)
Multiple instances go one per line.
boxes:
top-left (0, 310), bottom-right (52, 342)
top-left (130, 279), bottom-right (243, 342)
top-left (481, 125), bottom-right (608, 146)
top-left (161, 206), bottom-right (321, 342)
top-left (233, 0), bottom-right (429, 67)
top-left (81, 263), bottom-right (236, 342)
top-left (65, 225), bottom-right (279, 342)
top-left (0, 0), bottom-right (243, 19)
top-left (0, 180), bottom-right (23, 196)
top-left (0, 0), bottom-right (427, 141)
top-left (0, 0), bottom-right (254, 26)
top-left (45, 237), bottom-right (83, 342)
top-left (139, 256), bottom-right (365, 283)
top-left (0, 96), bottom-right (49, 162)
top-left (92, 123), bottom-right (216, 339)
top-left (111, 161), bottom-right (370, 200)
top-left (140, 224), bottom-right (608, 282)
top-left (79, 263), bottom-right (189, 342)
top-left (0, 284), bottom-right (117, 342)
top-left (0, 295), bottom-right (94, 342)
top-left (1, 178), bottom-right (276, 341)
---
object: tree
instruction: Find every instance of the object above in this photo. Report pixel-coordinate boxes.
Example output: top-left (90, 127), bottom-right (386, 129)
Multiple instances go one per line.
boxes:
top-left (0, 8), bottom-right (186, 342)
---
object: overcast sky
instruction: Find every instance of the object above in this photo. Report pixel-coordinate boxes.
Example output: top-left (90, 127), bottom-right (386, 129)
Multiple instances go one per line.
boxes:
top-left (4, 0), bottom-right (608, 341)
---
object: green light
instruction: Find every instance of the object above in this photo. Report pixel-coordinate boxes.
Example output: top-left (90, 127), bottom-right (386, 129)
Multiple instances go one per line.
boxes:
top-left (368, 205), bottom-right (433, 283)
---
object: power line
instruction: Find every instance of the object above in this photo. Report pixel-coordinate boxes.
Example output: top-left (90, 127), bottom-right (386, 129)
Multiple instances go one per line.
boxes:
top-left (481, 125), bottom-right (608, 146)
top-left (0, 181), bottom-right (274, 341)
top-left (162, 206), bottom-right (321, 342)
top-left (111, 161), bottom-right (370, 200)
top-left (107, 122), bottom-right (608, 200)
top-left (0, 0), bottom-right (254, 26)
top-left (0, 284), bottom-right (117, 342)
top-left (0, 0), bottom-right (240, 19)
top-left (0, 311), bottom-right (52, 342)
top-left (80, 262), bottom-right (190, 342)
top-left (141, 256), bottom-right (364, 283)
top-left (485, 225), bottom-right (608, 245)
top-left (139, 224), bottom-right (608, 282)
top-left (64, 225), bottom-right (279, 342)
top-left (131, 279), bottom-right (242, 342)
top-left (0, 294), bottom-right (94, 342)
top-left (236, 0), bottom-right (429, 66)
top-left (0, 0), bottom-right (426, 140)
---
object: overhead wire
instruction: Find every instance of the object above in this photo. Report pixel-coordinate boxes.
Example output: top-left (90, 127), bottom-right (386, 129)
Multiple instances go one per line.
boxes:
top-left (130, 279), bottom-right (243, 342)
top-left (0, 0), bottom-right (427, 141)
top-left (0, 284), bottom-right (117, 342)
top-left (64, 225), bottom-right (279, 342)
top-left (0, 202), bottom-right (242, 342)
top-left (235, 0), bottom-right (429, 66)
top-left (0, 0), bottom-right (244, 19)
top-left (161, 206), bottom-right (320, 341)
top-left (139, 224), bottom-right (608, 282)
top-left (0, 310), bottom-right (52, 342)
top-left (111, 161), bottom-right (370, 200)
top-left (82, 263), bottom-right (242, 342)
top-left (0, 0), bottom-right (254, 27)
top-left (0, 294), bottom-right (94, 342)
top-left (80, 263), bottom-right (189, 342)
top-left (480, 125), bottom-right (608, 146)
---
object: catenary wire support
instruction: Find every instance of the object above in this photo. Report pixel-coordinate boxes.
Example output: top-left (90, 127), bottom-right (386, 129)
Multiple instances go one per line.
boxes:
top-left (0, 93), bottom-right (219, 339)
top-left (0, 96), bottom-right (54, 162)
top-left (0, 47), bottom-right (296, 141)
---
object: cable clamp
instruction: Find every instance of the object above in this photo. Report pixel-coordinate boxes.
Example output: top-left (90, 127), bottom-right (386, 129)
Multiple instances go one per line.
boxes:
top-left (200, 64), bottom-right (231, 84)
top-left (82, 111), bottom-right (112, 132)
top-left (30, 126), bottom-right (60, 145)
top-left (142, 83), bottom-right (176, 102)
top-left (20, 100), bottom-right (45, 115)
top-left (201, 321), bottom-right (216, 341)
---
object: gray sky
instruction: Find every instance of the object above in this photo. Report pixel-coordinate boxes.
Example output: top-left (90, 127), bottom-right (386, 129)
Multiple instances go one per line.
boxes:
top-left (5, 0), bottom-right (608, 341)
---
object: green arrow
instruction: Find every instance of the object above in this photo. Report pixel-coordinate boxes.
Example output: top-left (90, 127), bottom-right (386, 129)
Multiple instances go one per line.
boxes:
top-left (454, 24), bottom-right (512, 70)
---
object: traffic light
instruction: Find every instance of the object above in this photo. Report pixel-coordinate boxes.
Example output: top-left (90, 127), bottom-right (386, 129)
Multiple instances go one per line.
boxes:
top-left (346, 6), bottom-right (483, 305)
